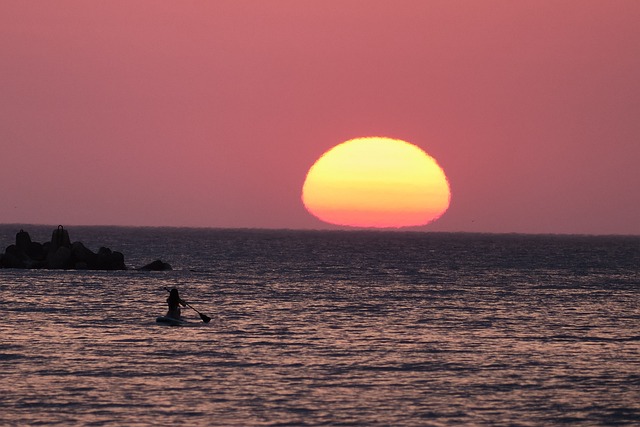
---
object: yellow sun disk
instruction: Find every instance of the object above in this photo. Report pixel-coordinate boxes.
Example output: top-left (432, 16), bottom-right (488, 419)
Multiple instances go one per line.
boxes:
top-left (302, 137), bottom-right (451, 228)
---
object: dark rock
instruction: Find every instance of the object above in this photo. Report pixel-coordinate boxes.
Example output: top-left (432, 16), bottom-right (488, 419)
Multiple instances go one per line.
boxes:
top-left (48, 246), bottom-right (72, 269)
top-left (71, 242), bottom-right (97, 265)
top-left (49, 225), bottom-right (71, 253)
top-left (91, 247), bottom-right (126, 270)
top-left (139, 260), bottom-right (172, 271)
top-left (110, 251), bottom-right (126, 270)
top-left (0, 226), bottom-right (157, 271)
top-left (74, 261), bottom-right (89, 270)
top-left (0, 251), bottom-right (26, 269)
top-left (95, 247), bottom-right (113, 270)
top-left (5, 244), bottom-right (19, 257)
top-left (27, 242), bottom-right (45, 261)
top-left (16, 230), bottom-right (32, 254)
top-left (23, 256), bottom-right (45, 269)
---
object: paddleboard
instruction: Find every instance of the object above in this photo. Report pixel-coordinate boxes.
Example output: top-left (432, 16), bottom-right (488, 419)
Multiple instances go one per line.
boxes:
top-left (155, 316), bottom-right (193, 326)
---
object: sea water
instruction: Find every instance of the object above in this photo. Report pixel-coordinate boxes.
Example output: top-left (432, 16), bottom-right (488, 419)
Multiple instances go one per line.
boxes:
top-left (0, 226), bottom-right (638, 426)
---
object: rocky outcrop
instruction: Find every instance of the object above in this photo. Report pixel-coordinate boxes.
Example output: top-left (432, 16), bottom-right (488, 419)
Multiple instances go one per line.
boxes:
top-left (0, 226), bottom-right (128, 270)
top-left (138, 259), bottom-right (173, 271)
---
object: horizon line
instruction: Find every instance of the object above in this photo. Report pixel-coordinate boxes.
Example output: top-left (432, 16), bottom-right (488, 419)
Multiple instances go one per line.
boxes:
top-left (0, 223), bottom-right (638, 238)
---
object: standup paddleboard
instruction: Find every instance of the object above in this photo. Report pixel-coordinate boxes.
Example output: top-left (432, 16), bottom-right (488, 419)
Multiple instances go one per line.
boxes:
top-left (155, 316), bottom-right (193, 326)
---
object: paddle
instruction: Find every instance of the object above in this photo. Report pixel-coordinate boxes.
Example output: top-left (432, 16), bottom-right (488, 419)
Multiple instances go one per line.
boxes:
top-left (164, 287), bottom-right (211, 323)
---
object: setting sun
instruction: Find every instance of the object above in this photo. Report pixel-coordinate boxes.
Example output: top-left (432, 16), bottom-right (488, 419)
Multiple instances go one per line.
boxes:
top-left (302, 137), bottom-right (451, 228)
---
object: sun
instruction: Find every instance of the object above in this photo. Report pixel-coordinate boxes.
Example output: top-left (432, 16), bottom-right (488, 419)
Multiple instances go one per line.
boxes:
top-left (301, 137), bottom-right (451, 228)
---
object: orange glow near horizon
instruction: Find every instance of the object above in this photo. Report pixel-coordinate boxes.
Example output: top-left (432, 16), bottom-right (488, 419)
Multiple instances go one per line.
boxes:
top-left (302, 137), bottom-right (451, 228)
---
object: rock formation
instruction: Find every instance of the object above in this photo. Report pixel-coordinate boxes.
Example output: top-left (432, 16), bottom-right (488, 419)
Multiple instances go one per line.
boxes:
top-left (0, 226), bottom-right (170, 271)
top-left (138, 259), bottom-right (173, 271)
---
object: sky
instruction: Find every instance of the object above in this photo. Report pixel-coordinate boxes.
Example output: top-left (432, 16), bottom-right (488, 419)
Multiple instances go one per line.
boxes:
top-left (1, 1), bottom-right (639, 235)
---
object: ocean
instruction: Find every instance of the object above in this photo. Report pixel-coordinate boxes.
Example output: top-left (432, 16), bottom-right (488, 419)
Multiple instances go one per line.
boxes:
top-left (1, 225), bottom-right (638, 426)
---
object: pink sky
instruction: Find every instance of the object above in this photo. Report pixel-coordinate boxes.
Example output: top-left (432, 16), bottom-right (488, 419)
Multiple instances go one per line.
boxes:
top-left (1, 1), bottom-right (639, 234)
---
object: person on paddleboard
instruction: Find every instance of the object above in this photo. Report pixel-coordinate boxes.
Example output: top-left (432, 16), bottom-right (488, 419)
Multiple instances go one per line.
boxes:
top-left (166, 288), bottom-right (187, 319)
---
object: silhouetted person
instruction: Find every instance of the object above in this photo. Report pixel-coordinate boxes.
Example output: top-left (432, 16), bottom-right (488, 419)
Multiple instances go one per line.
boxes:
top-left (167, 288), bottom-right (186, 319)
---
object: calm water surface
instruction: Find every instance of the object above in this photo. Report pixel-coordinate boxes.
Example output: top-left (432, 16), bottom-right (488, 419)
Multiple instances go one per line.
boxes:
top-left (1, 226), bottom-right (638, 426)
